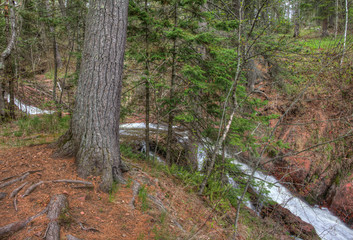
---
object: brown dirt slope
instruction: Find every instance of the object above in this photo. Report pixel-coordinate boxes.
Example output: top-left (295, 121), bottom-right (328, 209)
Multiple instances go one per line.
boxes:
top-left (0, 145), bottom-right (232, 240)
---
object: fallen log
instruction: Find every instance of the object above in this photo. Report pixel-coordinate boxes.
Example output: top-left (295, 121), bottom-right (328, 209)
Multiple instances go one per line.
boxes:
top-left (45, 194), bottom-right (68, 240)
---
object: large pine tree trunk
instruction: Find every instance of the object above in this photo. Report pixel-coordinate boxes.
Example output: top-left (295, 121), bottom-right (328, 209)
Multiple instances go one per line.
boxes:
top-left (55, 0), bottom-right (129, 192)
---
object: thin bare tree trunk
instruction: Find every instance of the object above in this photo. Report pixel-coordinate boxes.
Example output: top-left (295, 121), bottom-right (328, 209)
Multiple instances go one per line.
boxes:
top-left (199, 0), bottom-right (244, 196)
top-left (335, 0), bottom-right (339, 39)
top-left (166, 2), bottom-right (178, 165)
top-left (293, 0), bottom-right (300, 38)
top-left (0, 0), bottom-right (16, 121)
top-left (341, 0), bottom-right (348, 65)
top-left (145, 0), bottom-right (150, 160)
top-left (321, 17), bottom-right (329, 37)
top-left (45, 0), bottom-right (61, 103)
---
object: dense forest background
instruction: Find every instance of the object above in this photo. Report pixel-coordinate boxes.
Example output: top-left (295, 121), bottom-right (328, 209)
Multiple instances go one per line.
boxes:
top-left (2, 0), bottom-right (353, 239)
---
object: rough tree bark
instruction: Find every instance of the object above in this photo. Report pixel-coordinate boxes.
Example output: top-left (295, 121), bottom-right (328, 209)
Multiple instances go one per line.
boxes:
top-left (55, 0), bottom-right (129, 192)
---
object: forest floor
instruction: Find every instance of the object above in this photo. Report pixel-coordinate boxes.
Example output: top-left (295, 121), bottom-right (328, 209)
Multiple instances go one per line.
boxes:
top-left (0, 144), bottom-right (236, 240)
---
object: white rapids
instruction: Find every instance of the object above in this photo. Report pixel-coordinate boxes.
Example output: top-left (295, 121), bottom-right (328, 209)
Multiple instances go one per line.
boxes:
top-left (230, 158), bottom-right (353, 240)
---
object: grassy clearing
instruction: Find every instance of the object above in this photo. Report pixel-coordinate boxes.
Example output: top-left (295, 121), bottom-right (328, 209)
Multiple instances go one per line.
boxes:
top-left (0, 114), bottom-right (70, 148)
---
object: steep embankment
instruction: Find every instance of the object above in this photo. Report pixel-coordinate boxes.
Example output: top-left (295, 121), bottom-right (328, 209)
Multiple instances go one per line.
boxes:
top-left (257, 54), bottom-right (353, 228)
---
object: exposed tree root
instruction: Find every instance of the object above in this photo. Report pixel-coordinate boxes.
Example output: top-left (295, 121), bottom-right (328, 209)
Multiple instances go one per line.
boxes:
top-left (0, 192), bottom-right (6, 200)
top-left (10, 182), bottom-right (28, 198)
top-left (13, 195), bottom-right (18, 211)
top-left (0, 172), bottom-right (29, 189)
top-left (22, 181), bottom-right (49, 198)
top-left (78, 222), bottom-right (99, 232)
top-left (130, 181), bottom-right (141, 209)
top-left (44, 194), bottom-right (68, 240)
top-left (66, 234), bottom-right (82, 240)
top-left (0, 175), bottom-right (15, 182)
top-left (52, 179), bottom-right (93, 186)
top-left (0, 206), bottom-right (48, 238)
top-left (0, 170), bottom-right (42, 189)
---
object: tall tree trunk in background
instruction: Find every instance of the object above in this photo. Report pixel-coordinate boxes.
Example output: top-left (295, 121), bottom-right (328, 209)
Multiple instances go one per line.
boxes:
top-left (0, 0), bottom-right (16, 121)
top-left (341, 0), bottom-right (348, 65)
top-left (45, 0), bottom-right (61, 103)
top-left (335, 0), bottom-right (339, 39)
top-left (321, 17), bottom-right (329, 37)
top-left (55, 0), bottom-right (129, 192)
top-left (166, 2), bottom-right (178, 165)
top-left (8, 62), bottom-right (15, 119)
top-left (293, 0), bottom-right (300, 38)
top-left (144, 0), bottom-right (150, 160)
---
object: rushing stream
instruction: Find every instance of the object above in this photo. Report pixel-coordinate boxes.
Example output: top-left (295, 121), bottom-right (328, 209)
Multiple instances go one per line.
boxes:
top-left (230, 158), bottom-right (353, 240)
top-left (120, 123), bottom-right (353, 240)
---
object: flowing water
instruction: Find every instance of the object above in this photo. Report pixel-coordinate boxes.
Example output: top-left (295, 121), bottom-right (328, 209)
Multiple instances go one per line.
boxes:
top-left (120, 123), bottom-right (353, 240)
top-left (229, 158), bottom-right (353, 240)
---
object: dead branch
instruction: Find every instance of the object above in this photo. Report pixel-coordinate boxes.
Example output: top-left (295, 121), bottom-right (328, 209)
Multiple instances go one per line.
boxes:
top-left (45, 194), bottom-right (68, 240)
top-left (22, 181), bottom-right (49, 198)
top-left (10, 182), bottom-right (28, 198)
top-left (0, 207), bottom-right (48, 238)
top-left (130, 181), bottom-right (141, 209)
top-left (78, 222), bottom-right (99, 232)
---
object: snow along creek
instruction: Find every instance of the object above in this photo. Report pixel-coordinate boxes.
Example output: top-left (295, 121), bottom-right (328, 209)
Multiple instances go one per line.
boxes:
top-left (10, 96), bottom-right (353, 240)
